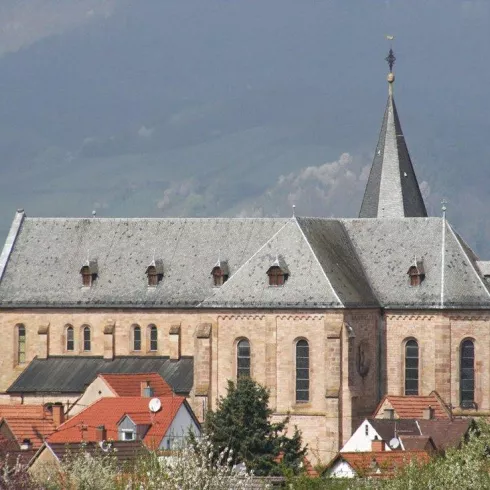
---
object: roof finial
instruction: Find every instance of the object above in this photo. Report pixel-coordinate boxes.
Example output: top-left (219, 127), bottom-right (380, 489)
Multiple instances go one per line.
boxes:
top-left (385, 36), bottom-right (396, 89)
top-left (441, 198), bottom-right (447, 220)
top-left (292, 204), bottom-right (296, 218)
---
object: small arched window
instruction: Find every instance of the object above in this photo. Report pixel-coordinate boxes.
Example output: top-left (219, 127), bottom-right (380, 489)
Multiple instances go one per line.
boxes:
top-left (80, 260), bottom-right (98, 287)
top-left (146, 260), bottom-right (163, 287)
top-left (404, 339), bottom-right (419, 395)
top-left (295, 340), bottom-right (309, 403)
top-left (460, 339), bottom-right (475, 408)
top-left (133, 325), bottom-right (141, 351)
top-left (66, 325), bottom-right (74, 351)
top-left (237, 339), bottom-right (251, 379)
top-left (268, 266), bottom-right (287, 286)
top-left (147, 266), bottom-right (158, 287)
top-left (82, 325), bottom-right (91, 351)
top-left (81, 266), bottom-right (92, 287)
top-left (17, 324), bottom-right (26, 364)
top-left (212, 266), bottom-right (229, 287)
top-left (149, 325), bottom-right (158, 352)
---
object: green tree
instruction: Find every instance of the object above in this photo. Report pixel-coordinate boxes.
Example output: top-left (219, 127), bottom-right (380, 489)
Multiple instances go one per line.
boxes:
top-left (205, 377), bottom-right (307, 476)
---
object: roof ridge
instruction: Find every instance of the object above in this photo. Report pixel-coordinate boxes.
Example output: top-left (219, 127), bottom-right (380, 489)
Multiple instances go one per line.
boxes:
top-left (294, 218), bottom-right (343, 306)
top-left (446, 222), bottom-right (490, 301)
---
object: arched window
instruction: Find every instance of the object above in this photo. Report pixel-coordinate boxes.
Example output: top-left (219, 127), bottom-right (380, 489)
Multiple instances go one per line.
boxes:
top-left (212, 266), bottom-right (229, 287)
top-left (149, 325), bottom-right (158, 352)
top-left (133, 325), bottom-right (141, 351)
top-left (460, 339), bottom-right (475, 407)
top-left (147, 266), bottom-right (158, 287)
top-left (66, 325), bottom-right (74, 351)
top-left (268, 266), bottom-right (287, 286)
top-left (81, 266), bottom-right (92, 287)
top-left (295, 340), bottom-right (309, 403)
top-left (404, 339), bottom-right (419, 395)
top-left (237, 339), bottom-right (251, 378)
top-left (82, 326), bottom-right (91, 351)
top-left (17, 324), bottom-right (26, 364)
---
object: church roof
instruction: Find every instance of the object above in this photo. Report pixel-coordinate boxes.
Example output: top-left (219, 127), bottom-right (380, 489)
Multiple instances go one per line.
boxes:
top-left (0, 212), bottom-right (489, 309)
top-left (7, 356), bottom-right (193, 395)
top-left (359, 79), bottom-right (427, 218)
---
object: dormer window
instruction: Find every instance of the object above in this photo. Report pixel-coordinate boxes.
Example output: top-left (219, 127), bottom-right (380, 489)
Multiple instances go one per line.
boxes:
top-left (146, 259), bottom-right (164, 287)
top-left (267, 256), bottom-right (289, 287)
top-left (407, 259), bottom-right (425, 287)
top-left (211, 261), bottom-right (229, 287)
top-left (80, 259), bottom-right (98, 287)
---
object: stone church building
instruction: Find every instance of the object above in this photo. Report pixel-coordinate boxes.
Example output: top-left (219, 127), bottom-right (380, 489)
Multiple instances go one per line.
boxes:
top-left (0, 55), bottom-right (489, 463)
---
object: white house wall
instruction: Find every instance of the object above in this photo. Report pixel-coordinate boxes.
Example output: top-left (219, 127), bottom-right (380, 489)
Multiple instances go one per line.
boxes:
top-left (340, 419), bottom-right (391, 452)
top-left (160, 404), bottom-right (200, 450)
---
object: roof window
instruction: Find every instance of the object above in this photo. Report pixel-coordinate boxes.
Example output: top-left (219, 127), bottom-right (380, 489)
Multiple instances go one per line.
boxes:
top-left (267, 255), bottom-right (289, 287)
top-left (146, 259), bottom-right (164, 287)
top-left (408, 259), bottom-right (425, 287)
top-left (211, 260), bottom-right (229, 287)
top-left (80, 259), bottom-right (98, 287)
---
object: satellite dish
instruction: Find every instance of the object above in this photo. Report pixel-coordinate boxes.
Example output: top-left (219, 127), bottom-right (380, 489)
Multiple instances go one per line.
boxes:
top-left (149, 398), bottom-right (162, 413)
top-left (99, 441), bottom-right (111, 452)
top-left (389, 437), bottom-right (400, 449)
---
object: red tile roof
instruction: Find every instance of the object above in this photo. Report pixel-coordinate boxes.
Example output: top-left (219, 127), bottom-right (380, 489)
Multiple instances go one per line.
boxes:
top-left (0, 405), bottom-right (56, 449)
top-left (48, 396), bottom-right (185, 449)
top-left (99, 373), bottom-right (173, 397)
top-left (334, 450), bottom-right (430, 478)
top-left (374, 391), bottom-right (450, 419)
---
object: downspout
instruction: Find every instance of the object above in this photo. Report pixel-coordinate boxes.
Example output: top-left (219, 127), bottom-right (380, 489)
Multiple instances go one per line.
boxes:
top-left (378, 309), bottom-right (386, 401)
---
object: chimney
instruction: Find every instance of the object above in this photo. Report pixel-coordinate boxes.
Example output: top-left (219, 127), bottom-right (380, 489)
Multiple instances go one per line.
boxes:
top-left (52, 403), bottom-right (65, 427)
top-left (141, 381), bottom-right (154, 398)
top-left (96, 425), bottom-right (107, 442)
top-left (20, 439), bottom-right (32, 451)
top-left (384, 408), bottom-right (395, 420)
top-left (371, 436), bottom-right (385, 452)
top-left (423, 406), bottom-right (435, 420)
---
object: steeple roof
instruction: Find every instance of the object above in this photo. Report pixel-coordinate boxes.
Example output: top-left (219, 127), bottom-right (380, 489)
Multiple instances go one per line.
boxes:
top-left (359, 51), bottom-right (427, 218)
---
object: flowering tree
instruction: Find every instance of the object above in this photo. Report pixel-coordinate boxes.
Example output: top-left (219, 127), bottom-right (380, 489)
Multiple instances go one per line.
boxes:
top-left (121, 435), bottom-right (260, 490)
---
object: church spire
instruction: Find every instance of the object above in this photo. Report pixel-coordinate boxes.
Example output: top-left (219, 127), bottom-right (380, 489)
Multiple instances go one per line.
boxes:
top-left (359, 47), bottom-right (427, 219)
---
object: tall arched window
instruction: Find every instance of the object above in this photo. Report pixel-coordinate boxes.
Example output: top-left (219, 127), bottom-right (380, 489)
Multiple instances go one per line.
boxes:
top-left (82, 325), bottom-right (91, 351)
top-left (149, 325), bottom-right (158, 352)
top-left (66, 325), bottom-right (74, 351)
top-left (295, 340), bottom-right (309, 403)
top-left (460, 339), bottom-right (475, 407)
top-left (17, 324), bottom-right (26, 364)
top-left (237, 339), bottom-right (251, 378)
top-left (404, 339), bottom-right (419, 395)
top-left (133, 325), bottom-right (141, 351)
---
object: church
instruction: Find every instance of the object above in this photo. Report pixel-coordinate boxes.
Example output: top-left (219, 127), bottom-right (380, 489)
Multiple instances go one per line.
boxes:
top-left (0, 51), bottom-right (488, 464)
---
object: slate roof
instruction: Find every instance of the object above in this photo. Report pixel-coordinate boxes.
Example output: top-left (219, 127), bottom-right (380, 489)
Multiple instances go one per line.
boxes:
top-left (0, 212), bottom-right (489, 309)
top-left (359, 89), bottom-right (427, 218)
top-left (48, 396), bottom-right (187, 447)
top-left (374, 392), bottom-right (451, 419)
top-left (7, 356), bottom-right (193, 395)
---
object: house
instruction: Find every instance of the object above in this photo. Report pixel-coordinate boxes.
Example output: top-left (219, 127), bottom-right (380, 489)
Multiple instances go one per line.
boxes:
top-left (327, 450), bottom-right (430, 479)
top-left (48, 395), bottom-right (200, 450)
top-left (69, 372), bottom-right (173, 415)
top-left (29, 440), bottom-right (146, 479)
top-left (2, 50), bottom-right (490, 463)
top-left (340, 418), bottom-right (473, 453)
top-left (0, 404), bottom-right (61, 451)
top-left (374, 391), bottom-right (451, 420)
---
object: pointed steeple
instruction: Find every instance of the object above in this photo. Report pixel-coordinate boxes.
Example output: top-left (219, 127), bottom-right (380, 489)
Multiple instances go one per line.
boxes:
top-left (359, 49), bottom-right (427, 219)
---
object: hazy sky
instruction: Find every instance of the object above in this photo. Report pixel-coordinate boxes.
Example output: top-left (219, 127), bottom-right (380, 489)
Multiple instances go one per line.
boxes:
top-left (0, 0), bottom-right (489, 254)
